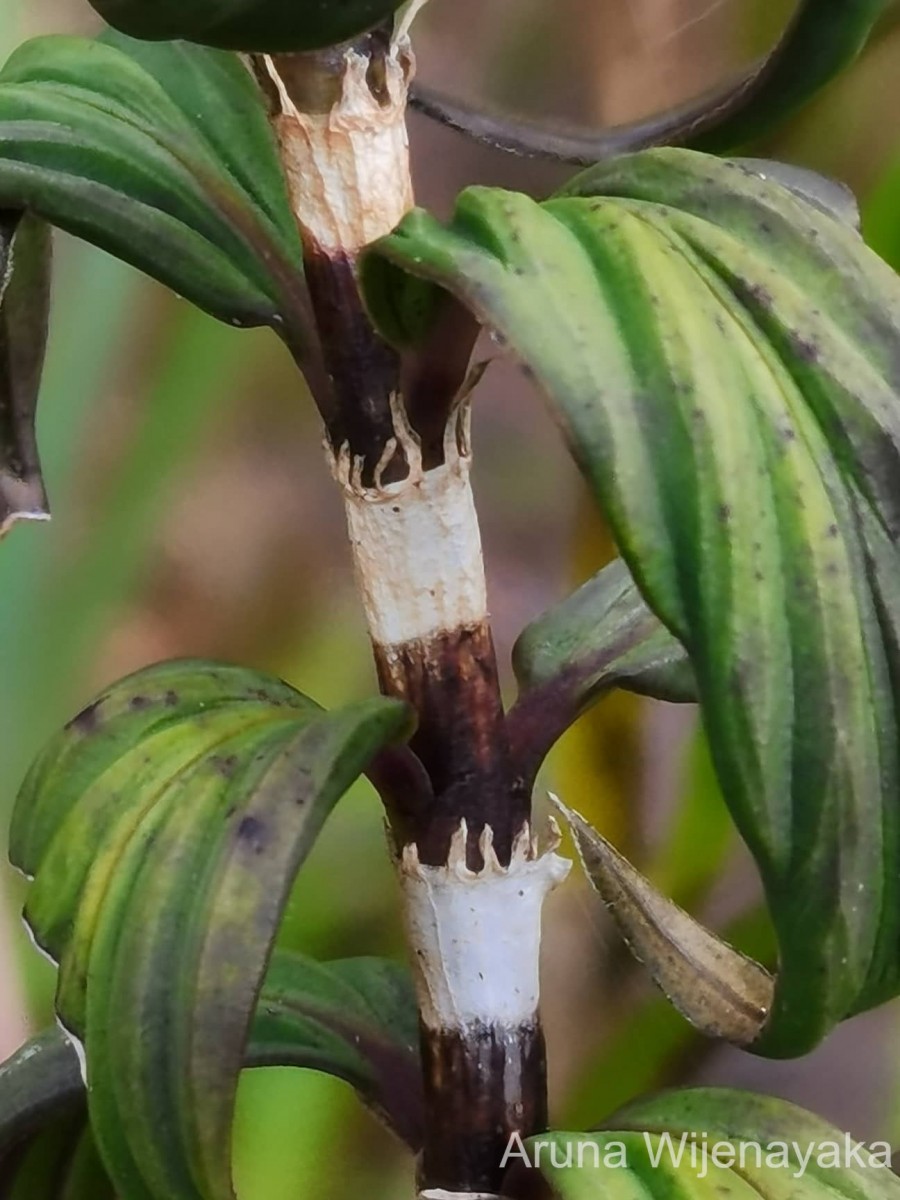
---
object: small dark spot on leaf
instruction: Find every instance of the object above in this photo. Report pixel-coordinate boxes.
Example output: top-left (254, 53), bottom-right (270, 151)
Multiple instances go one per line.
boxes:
top-left (164, 690), bottom-right (179, 707)
top-left (827, 523), bottom-right (839, 538)
top-left (67, 699), bottom-right (102, 733)
top-left (740, 281), bottom-right (772, 309)
top-left (129, 695), bottom-right (149, 711)
top-left (213, 754), bottom-right (239, 779)
top-left (717, 503), bottom-right (732, 523)
top-left (792, 335), bottom-right (820, 364)
top-left (237, 815), bottom-right (266, 852)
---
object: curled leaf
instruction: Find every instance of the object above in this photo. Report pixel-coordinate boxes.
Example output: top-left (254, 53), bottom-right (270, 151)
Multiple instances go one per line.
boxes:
top-left (0, 33), bottom-right (312, 351)
top-left (509, 558), bottom-right (695, 786)
top-left (364, 149), bottom-right (900, 1056)
top-left (0, 953), bottom-right (422, 1194)
top-left (252, 953), bottom-right (423, 1150)
top-left (732, 158), bottom-right (860, 228)
top-left (501, 1088), bottom-right (900, 1199)
top-left (410, 1), bottom-right (889, 165)
top-left (692, 0), bottom-right (892, 153)
top-left (0, 1029), bottom-right (88, 1155)
top-left (0, 1029), bottom-right (111, 1200)
top-left (11, 659), bottom-right (413, 1200)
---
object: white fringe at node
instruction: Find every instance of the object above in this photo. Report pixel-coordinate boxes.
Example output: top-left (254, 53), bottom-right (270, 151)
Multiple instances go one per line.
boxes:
top-left (399, 820), bottom-right (571, 1031)
top-left (329, 394), bottom-right (488, 646)
top-left (260, 43), bottom-right (413, 254)
top-left (419, 1192), bottom-right (502, 1199)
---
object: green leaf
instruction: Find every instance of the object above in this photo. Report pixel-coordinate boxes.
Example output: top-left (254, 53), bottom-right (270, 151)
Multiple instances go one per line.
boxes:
top-left (90, 0), bottom-right (408, 53)
top-left (501, 1088), bottom-right (900, 1200)
top-left (363, 148), bottom-right (900, 1058)
top-left (249, 953), bottom-right (423, 1149)
top-left (0, 1028), bottom-right (110, 1200)
top-left (0, 211), bottom-right (50, 538)
top-left (0, 953), bottom-right (421, 1194)
top-left (690, 0), bottom-right (891, 153)
top-left (0, 1030), bottom-right (87, 1161)
top-left (0, 33), bottom-right (311, 349)
top-left (10, 659), bottom-right (413, 1200)
top-left (732, 158), bottom-right (860, 228)
top-left (509, 557), bottom-right (694, 786)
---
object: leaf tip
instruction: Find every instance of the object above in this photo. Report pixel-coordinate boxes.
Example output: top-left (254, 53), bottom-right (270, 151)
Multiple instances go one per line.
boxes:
top-left (552, 792), bottom-right (773, 1048)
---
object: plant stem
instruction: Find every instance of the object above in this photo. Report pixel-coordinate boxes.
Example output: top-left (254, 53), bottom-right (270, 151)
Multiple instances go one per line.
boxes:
top-left (250, 28), bottom-right (412, 481)
top-left (254, 32), bottom-right (569, 1196)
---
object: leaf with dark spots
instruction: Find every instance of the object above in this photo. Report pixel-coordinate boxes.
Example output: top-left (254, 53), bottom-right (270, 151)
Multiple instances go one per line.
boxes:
top-left (11, 658), bottom-right (413, 1200)
top-left (508, 558), bottom-right (695, 788)
top-left (0, 33), bottom-right (316, 361)
top-left (12, 658), bottom-right (310, 884)
top-left (364, 147), bottom-right (900, 1057)
top-left (212, 753), bottom-right (239, 779)
top-left (0, 212), bottom-right (50, 538)
top-left (501, 1088), bottom-right (900, 1200)
top-left (732, 159), bottom-right (861, 229)
top-left (236, 812), bottom-right (268, 851)
top-left (65, 699), bottom-right (101, 734)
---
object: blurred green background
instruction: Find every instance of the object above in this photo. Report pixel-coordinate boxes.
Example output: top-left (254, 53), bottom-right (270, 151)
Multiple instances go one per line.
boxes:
top-left (2, 1), bottom-right (900, 1195)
